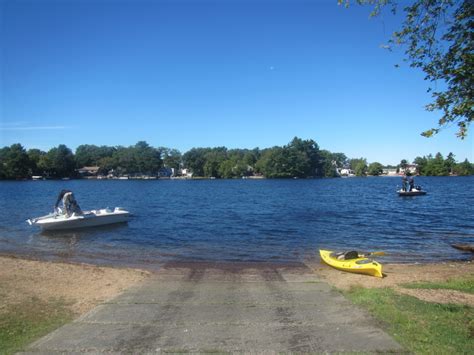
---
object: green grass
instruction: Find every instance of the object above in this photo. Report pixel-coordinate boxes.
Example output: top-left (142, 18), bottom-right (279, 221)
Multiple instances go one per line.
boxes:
top-left (0, 297), bottom-right (73, 355)
top-left (344, 286), bottom-right (474, 354)
top-left (401, 277), bottom-right (474, 294)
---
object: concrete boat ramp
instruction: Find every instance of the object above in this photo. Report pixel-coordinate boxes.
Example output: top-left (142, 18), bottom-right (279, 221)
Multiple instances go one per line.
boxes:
top-left (23, 262), bottom-right (402, 353)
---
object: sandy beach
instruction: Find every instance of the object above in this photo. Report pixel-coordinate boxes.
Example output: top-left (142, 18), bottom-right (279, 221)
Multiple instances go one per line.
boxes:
top-left (0, 256), bottom-right (150, 316)
top-left (1, 255), bottom-right (472, 319)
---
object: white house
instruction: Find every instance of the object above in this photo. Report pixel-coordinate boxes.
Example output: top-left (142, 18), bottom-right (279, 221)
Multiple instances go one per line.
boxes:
top-left (339, 168), bottom-right (355, 176)
top-left (180, 168), bottom-right (193, 178)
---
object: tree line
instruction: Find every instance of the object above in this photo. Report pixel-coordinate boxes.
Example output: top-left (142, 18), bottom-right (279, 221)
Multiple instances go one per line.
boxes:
top-left (0, 137), bottom-right (472, 180)
top-left (413, 153), bottom-right (474, 176)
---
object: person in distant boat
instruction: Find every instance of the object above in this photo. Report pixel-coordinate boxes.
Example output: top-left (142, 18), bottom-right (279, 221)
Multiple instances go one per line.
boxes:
top-left (401, 175), bottom-right (408, 191)
top-left (408, 176), bottom-right (415, 191)
top-left (55, 189), bottom-right (82, 217)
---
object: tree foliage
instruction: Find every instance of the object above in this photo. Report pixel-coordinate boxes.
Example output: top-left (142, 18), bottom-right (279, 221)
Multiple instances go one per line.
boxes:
top-left (132, 141), bottom-right (163, 175)
top-left (0, 144), bottom-right (31, 179)
top-left (101, 141), bottom-right (163, 176)
top-left (159, 147), bottom-right (182, 171)
top-left (368, 162), bottom-right (384, 175)
top-left (453, 158), bottom-right (474, 175)
top-left (183, 147), bottom-right (258, 178)
top-left (320, 150), bottom-right (348, 177)
top-left (27, 149), bottom-right (46, 176)
top-left (182, 148), bottom-right (210, 177)
top-left (75, 145), bottom-right (116, 167)
top-left (255, 138), bottom-right (322, 178)
top-left (41, 145), bottom-right (76, 178)
top-left (349, 158), bottom-right (368, 176)
top-left (413, 152), bottom-right (473, 176)
top-left (341, 0), bottom-right (473, 138)
top-left (0, 139), bottom-right (472, 179)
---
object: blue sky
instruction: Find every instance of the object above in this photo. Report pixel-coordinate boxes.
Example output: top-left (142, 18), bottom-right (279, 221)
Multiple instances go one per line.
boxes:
top-left (1, 0), bottom-right (472, 166)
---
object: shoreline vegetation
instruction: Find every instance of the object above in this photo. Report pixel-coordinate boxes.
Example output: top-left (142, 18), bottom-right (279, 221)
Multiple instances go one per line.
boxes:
top-left (309, 260), bottom-right (474, 353)
top-left (0, 255), bottom-right (472, 353)
top-left (1, 137), bottom-right (473, 180)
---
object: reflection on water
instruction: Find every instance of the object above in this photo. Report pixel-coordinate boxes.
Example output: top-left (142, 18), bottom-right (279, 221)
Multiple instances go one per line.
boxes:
top-left (39, 222), bottom-right (129, 239)
top-left (26, 223), bottom-right (131, 262)
top-left (0, 176), bottom-right (473, 268)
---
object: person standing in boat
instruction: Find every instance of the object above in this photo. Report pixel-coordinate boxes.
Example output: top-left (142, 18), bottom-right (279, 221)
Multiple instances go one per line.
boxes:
top-left (401, 175), bottom-right (408, 191)
top-left (55, 189), bottom-right (82, 217)
top-left (408, 176), bottom-right (415, 191)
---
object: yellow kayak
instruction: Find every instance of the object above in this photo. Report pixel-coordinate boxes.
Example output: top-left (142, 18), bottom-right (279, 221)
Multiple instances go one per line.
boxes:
top-left (319, 249), bottom-right (383, 278)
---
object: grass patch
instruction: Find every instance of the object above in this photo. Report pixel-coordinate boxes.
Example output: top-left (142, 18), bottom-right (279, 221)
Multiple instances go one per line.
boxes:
top-left (344, 286), bottom-right (474, 354)
top-left (401, 277), bottom-right (474, 294)
top-left (0, 297), bottom-right (73, 354)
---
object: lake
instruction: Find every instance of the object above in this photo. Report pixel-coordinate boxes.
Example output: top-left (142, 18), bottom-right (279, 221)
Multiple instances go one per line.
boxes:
top-left (0, 176), bottom-right (473, 269)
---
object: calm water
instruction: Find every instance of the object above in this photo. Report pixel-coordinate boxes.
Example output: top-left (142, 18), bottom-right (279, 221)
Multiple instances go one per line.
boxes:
top-left (0, 176), bottom-right (473, 268)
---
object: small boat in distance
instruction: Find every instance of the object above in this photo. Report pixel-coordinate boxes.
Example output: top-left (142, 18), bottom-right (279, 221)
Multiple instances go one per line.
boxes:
top-left (319, 249), bottom-right (383, 278)
top-left (398, 188), bottom-right (427, 196)
top-left (27, 207), bottom-right (130, 231)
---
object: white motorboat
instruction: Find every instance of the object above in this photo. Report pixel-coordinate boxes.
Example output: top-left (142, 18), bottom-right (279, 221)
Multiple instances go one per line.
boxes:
top-left (27, 207), bottom-right (130, 231)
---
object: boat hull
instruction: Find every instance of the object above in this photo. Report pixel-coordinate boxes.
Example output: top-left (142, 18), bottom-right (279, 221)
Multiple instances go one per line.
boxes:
top-left (28, 208), bottom-right (130, 231)
top-left (398, 190), bottom-right (427, 196)
top-left (319, 249), bottom-right (383, 278)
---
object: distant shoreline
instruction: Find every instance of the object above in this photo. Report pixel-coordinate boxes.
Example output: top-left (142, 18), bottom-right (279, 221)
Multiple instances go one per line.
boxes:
top-left (2, 140), bottom-right (472, 181)
top-left (3, 174), bottom-right (471, 182)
